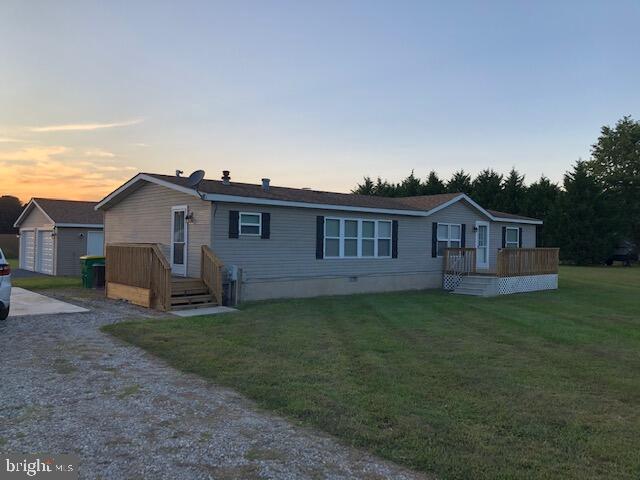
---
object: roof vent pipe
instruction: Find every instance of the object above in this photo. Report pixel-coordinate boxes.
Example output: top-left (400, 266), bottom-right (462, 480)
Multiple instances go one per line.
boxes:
top-left (222, 170), bottom-right (231, 185)
top-left (262, 178), bottom-right (270, 192)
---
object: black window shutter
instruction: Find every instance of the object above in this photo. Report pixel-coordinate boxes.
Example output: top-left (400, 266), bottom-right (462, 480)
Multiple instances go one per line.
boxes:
top-left (261, 213), bottom-right (271, 239)
top-left (392, 220), bottom-right (398, 258)
top-left (461, 224), bottom-right (466, 248)
top-left (229, 210), bottom-right (239, 238)
top-left (431, 222), bottom-right (438, 257)
top-left (501, 226), bottom-right (506, 248)
top-left (518, 227), bottom-right (523, 248)
top-left (316, 216), bottom-right (324, 259)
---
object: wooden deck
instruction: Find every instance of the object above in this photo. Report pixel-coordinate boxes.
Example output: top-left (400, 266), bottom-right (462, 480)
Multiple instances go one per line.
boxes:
top-left (105, 243), bottom-right (225, 311)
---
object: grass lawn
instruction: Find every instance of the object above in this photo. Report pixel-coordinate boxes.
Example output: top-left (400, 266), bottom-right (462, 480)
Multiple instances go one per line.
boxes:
top-left (5, 257), bottom-right (81, 289)
top-left (103, 266), bottom-right (640, 479)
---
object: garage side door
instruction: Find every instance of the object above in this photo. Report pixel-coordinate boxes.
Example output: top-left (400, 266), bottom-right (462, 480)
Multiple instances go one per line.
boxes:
top-left (20, 230), bottom-right (35, 271)
top-left (36, 230), bottom-right (54, 275)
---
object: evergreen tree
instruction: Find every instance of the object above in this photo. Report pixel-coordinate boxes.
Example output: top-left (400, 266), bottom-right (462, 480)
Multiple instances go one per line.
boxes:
top-left (398, 170), bottom-right (422, 196)
top-left (352, 176), bottom-right (375, 195)
top-left (588, 116), bottom-right (640, 246)
top-left (373, 177), bottom-right (396, 197)
top-left (499, 168), bottom-right (526, 213)
top-left (523, 175), bottom-right (560, 246)
top-left (446, 170), bottom-right (472, 194)
top-left (422, 171), bottom-right (446, 195)
top-left (546, 161), bottom-right (617, 264)
top-left (470, 169), bottom-right (503, 209)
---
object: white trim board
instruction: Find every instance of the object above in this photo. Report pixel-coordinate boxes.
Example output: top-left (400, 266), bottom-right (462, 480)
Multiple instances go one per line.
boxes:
top-left (95, 173), bottom-right (543, 224)
top-left (14, 199), bottom-right (56, 228)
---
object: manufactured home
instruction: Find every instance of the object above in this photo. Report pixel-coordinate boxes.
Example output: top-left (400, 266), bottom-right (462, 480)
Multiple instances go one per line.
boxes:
top-left (96, 171), bottom-right (558, 310)
top-left (14, 198), bottom-right (104, 276)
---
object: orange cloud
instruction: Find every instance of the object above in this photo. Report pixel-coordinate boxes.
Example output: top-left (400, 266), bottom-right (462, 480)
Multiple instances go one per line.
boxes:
top-left (2, 145), bottom-right (135, 203)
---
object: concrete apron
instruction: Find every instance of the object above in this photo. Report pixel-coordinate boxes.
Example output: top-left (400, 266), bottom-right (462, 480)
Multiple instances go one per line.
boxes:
top-left (9, 288), bottom-right (89, 317)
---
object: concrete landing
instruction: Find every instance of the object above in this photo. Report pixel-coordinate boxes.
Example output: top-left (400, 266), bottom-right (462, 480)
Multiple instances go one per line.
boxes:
top-left (171, 306), bottom-right (237, 317)
top-left (9, 287), bottom-right (89, 317)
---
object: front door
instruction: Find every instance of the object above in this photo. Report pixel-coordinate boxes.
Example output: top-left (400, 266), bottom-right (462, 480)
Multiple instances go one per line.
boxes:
top-left (475, 221), bottom-right (489, 270)
top-left (170, 206), bottom-right (188, 276)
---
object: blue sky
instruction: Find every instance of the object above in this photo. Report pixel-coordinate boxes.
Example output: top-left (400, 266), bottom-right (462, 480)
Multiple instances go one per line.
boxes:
top-left (1, 0), bottom-right (638, 200)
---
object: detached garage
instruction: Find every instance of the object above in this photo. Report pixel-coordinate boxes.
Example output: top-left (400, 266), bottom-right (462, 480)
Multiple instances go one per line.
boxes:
top-left (14, 198), bottom-right (104, 276)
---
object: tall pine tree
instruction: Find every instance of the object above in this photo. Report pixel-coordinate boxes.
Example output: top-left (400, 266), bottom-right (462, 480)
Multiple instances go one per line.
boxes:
top-left (546, 161), bottom-right (617, 264)
top-left (422, 171), bottom-right (446, 195)
top-left (446, 170), bottom-right (472, 194)
top-left (471, 169), bottom-right (503, 209)
top-left (499, 168), bottom-right (526, 213)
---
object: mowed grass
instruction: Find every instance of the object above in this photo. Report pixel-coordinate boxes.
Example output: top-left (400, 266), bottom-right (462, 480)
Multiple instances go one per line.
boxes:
top-left (103, 266), bottom-right (640, 479)
top-left (5, 257), bottom-right (81, 289)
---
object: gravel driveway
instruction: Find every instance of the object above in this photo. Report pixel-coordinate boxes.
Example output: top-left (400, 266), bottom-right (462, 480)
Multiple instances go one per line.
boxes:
top-left (0, 289), bottom-right (427, 480)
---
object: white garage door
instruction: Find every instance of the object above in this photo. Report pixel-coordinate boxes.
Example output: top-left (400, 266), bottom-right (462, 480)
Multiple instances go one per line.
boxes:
top-left (20, 230), bottom-right (35, 271)
top-left (36, 230), bottom-right (54, 275)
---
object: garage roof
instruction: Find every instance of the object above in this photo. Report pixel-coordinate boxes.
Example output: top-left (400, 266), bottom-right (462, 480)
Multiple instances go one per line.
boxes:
top-left (14, 198), bottom-right (103, 228)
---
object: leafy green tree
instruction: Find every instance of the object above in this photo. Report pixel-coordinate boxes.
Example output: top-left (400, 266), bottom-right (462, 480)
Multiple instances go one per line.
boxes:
top-left (546, 161), bottom-right (617, 264)
top-left (471, 169), bottom-right (503, 209)
top-left (0, 195), bottom-right (22, 234)
top-left (499, 168), bottom-right (526, 213)
top-left (446, 170), bottom-right (472, 194)
top-left (422, 171), bottom-right (446, 195)
top-left (588, 116), bottom-right (640, 246)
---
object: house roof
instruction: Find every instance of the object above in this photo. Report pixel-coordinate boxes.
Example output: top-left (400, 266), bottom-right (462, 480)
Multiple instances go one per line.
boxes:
top-left (95, 172), bottom-right (542, 224)
top-left (487, 209), bottom-right (540, 222)
top-left (145, 173), bottom-right (460, 212)
top-left (14, 198), bottom-right (103, 228)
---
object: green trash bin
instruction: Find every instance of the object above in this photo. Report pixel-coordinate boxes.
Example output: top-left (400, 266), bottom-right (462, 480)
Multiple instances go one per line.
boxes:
top-left (80, 255), bottom-right (105, 288)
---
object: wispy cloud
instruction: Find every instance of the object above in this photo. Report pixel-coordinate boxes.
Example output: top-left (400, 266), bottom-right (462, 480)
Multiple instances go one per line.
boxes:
top-left (29, 118), bottom-right (144, 133)
top-left (85, 148), bottom-right (115, 158)
top-left (1, 145), bottom-right (135, 201)
top-left (0, 137), bottom-right (27, 143)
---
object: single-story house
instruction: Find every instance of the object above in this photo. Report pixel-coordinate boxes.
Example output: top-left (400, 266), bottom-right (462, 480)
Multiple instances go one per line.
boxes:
top-left (96, 171), bottom-right (558, 309)
top-left (14, 198), bottom-right (104, 276)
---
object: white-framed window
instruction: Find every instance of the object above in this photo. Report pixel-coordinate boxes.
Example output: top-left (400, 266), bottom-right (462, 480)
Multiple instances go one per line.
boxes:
top-left (437, 223), bottom-right (462, 257)
top-left (324, 218), bottom-right (393, 259)
top-left (505, 227), bottom-right (519, 248)
top-left (377, 220), bottom-right (392, 258)
top-left (240, 212), bottom-right (262, 236)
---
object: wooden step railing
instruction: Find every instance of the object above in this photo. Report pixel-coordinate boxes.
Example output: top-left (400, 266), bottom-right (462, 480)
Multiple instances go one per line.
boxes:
top-left (106, 243), bottom-right (172, 311)
top-left (444, 248), bottom-right (477, 276)
top-left (201, 245), bottom-right (224, 305)
top-left (497, 248), bottom-right (559, 277)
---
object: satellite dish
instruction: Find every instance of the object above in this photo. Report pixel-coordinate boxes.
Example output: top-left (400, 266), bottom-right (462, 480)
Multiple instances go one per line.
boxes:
top-left (186, 170), bottom-right (205, 189)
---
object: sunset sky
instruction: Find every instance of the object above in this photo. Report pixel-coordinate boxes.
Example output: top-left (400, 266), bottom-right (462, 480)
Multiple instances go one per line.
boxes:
top-left (1, 1), bottom-right (638, 203)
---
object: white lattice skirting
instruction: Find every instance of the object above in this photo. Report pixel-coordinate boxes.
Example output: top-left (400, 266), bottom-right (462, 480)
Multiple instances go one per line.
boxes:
top-left (497, 274), bottom-right (558, 295)
top-left (443, 273), bottom-right (558, 295)
top-left (443, 273), bottom-right (463, 291)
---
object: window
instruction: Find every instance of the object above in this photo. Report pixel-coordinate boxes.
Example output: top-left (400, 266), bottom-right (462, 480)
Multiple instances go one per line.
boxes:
top-left (505, 227), bottom-right (519, 248)
top-left (324, 218), bottom-right (393, 258)
top-left (436, 223), bottom-right (462, 257)
top-left (377, 221), bottom-right (392, 258)
top-left (240, 212), bottom-right (261, 236)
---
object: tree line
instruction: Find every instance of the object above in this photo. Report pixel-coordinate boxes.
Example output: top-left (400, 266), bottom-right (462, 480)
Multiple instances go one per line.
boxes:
top-left (353, 116), bottom-right (640, 265)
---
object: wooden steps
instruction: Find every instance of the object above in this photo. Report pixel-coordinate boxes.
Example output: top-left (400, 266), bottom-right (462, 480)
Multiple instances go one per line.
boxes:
top-left (170, 278), bottom-right (218, 310)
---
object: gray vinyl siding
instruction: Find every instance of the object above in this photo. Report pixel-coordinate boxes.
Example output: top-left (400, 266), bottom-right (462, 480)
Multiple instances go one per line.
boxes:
top-left (104, 181), bottom-right (211, 277)
top-left (211, 199), bottom-right (492, 281)
top-left (55, 227), bottom-right (95, 276)
top-left (212, 199), bottom-right (538, 294)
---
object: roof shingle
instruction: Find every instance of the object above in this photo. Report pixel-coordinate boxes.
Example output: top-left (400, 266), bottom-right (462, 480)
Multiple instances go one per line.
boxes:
top-left (33, 198), bottom-right (103, 225)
